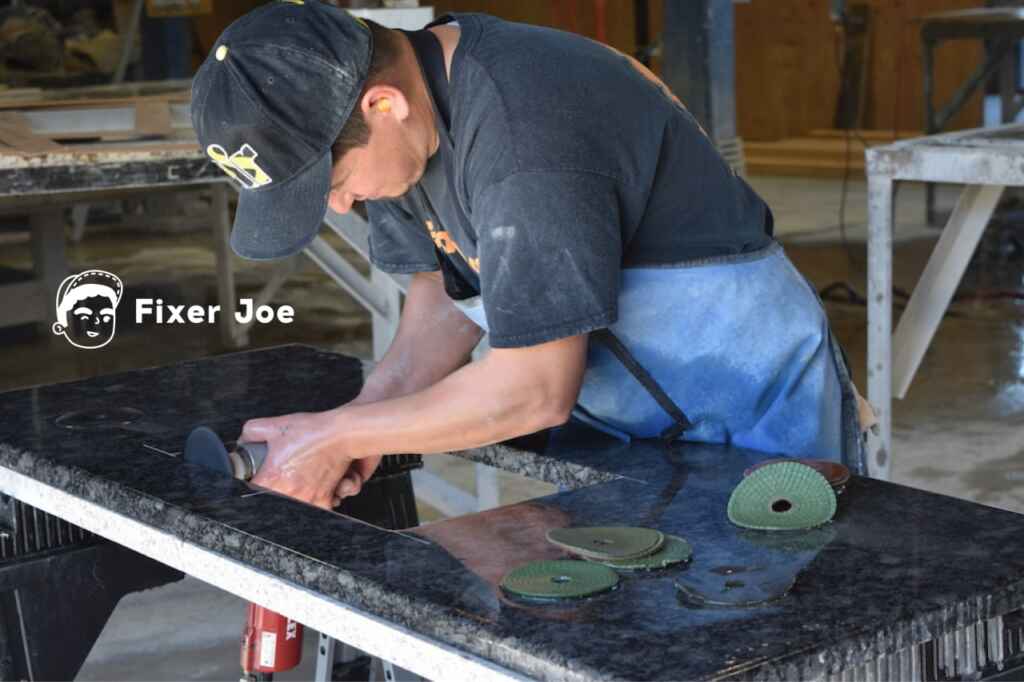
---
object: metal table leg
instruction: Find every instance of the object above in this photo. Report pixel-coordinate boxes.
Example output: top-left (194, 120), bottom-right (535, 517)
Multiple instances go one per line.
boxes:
top-left (30, 208), bottom-right (68, 337)
top-left (891, 185), bottom-right (1004, 399)
top-left (867, 173), bottom-right (894, 480)
top-left (922, 37), bottom-right (937, 226)
top-left (211, 184), bottom-right (246, 348)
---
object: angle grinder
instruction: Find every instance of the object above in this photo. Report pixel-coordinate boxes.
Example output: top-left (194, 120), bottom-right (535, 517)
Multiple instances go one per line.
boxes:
top-left (184, 426), bottom-right (269, 481)
top-left (183, 426), bottom-right (303, 682)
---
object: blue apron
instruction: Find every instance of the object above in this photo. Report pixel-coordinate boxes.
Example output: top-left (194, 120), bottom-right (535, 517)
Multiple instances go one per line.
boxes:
top-left (456, 242), bottom-right (865, 475)
top-left (403, 27), bottom-right (865, 474)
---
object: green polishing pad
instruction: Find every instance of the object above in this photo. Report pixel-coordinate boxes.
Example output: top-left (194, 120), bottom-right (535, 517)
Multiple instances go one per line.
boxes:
top-left (500, 560), bottom-right (620, 600)
top-left (595, 533), bottom-right (693, 571)
top-left (727, 461), bottom-right (837, 531)
top-left (546, 526), bottom-right (665, 561)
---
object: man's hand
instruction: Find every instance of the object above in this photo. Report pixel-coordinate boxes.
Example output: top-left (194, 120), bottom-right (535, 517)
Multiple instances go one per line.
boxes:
top-left (241, 410), bottom-right (352, 510)
top-left (333, 454), bottom-right (383, 501)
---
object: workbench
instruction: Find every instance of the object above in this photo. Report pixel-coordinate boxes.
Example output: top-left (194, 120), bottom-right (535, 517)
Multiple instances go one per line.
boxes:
top-left (3, 344), bottom-right (1024, 680)
top-left (865, 123), bottom-right (1024, 481)
top-left (0, 81), bottom-right (405, 355)
top-left (0, 81), bottom-right (243, 344)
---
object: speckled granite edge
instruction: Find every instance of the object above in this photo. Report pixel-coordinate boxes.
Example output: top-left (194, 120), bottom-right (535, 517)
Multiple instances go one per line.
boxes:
top-left (0, 443), bottom-right (607, 682)
top-left (8, 435), bottom-right (1024, 681)
top-left (729, 585), bottom-right (1024, 681)
top-left (447, 443), bottom-right (622, 489)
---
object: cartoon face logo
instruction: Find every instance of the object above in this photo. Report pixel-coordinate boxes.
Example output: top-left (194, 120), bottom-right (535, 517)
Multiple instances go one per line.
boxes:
top-left (51, 269), bottom-right (123, 349)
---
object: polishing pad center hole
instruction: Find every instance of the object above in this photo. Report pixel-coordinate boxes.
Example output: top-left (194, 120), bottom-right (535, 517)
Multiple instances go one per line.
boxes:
top-left (551, 575), bottom-right (573, 584)
top-left (592, 539), bottom-right (613, 546)
top-left (771, 498), bottom-right (793, 513)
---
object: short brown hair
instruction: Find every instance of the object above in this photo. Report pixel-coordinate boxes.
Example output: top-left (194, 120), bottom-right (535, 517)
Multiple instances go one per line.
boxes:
top-left (331, 20), bottom-right (402, 159)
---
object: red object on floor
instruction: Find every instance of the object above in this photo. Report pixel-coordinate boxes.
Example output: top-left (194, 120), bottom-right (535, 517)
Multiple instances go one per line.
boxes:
top-left (240, 604), bottom-right (304, 674)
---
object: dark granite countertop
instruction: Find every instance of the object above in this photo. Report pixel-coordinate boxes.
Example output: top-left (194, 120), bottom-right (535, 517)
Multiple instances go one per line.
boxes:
top-left (2, 344), bottom-right (1024, 680)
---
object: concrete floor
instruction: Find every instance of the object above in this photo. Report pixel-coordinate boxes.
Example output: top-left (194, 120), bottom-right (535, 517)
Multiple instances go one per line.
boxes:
top-left (1, 175), bottom-right (1022, 679)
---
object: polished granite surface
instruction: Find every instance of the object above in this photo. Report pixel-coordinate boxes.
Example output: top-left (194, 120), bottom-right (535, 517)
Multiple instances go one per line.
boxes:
top-left (2, 344), bottom-right (1024, 680)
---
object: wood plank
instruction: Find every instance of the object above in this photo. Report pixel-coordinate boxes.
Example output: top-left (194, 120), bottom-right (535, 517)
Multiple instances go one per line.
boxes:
top-left (746, 157), bottom-right (865, 178)
top-left (808, 128), bottom-right (923, 140)
top-left (0, 92), bottom-right (189, 112)
top-left (0, 113), bottom-right (61, 154)
top-left (0, 80), bottom-right (189, 104)
top-left (134, 100), bottom-right (174, 137)
top-left (747, 137), bottom-right (878, 149)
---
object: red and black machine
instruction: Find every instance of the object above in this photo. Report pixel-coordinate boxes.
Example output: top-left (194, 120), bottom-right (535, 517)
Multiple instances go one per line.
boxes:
top-left (183, 426), bottom-right (421, 680)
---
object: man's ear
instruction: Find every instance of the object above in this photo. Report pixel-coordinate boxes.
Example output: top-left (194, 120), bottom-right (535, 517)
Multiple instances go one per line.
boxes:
top-left (361, 85), bottom-right (410, 121)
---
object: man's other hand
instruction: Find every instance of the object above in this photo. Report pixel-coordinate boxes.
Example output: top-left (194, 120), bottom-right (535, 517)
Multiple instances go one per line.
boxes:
top-left (241, 410), bottom-right (351, 510)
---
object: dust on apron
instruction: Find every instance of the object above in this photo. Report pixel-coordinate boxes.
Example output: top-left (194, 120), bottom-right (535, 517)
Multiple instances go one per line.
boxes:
top-left (455, 243), bottom-right (865, 475)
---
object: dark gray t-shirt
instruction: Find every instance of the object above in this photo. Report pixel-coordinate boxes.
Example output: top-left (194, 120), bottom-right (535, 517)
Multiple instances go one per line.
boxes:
top-left (367, 13), bottom-right (772, 348)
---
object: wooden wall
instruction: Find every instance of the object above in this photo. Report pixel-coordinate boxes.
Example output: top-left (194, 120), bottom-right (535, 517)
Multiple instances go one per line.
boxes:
top-left (430, 0), bottom-right (637, 57)
top-left (194, 1), bottom-right (991, 141)
top-left (734, 0), bottom-right (986, 141)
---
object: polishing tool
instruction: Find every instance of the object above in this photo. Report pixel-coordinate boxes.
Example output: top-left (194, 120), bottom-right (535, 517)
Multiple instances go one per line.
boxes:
top-left (182, 426), bottom-right (301, 681)
top-left (501, 559), bottom-right (619, 600)
top-left (594, 533), bottom-right (693, 571)
top-left (546, 526), bottom-right (665, 561)
top-left (183, 426), bottom-right (268, 481)
top-left (743, 458), bottom-right (850, 493)
top-left (727, 461), bottom-right (837, 531)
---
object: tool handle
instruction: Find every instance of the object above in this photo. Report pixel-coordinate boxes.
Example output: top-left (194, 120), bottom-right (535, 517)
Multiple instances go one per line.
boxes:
top-left (235, 442), bottom-right (269, 479)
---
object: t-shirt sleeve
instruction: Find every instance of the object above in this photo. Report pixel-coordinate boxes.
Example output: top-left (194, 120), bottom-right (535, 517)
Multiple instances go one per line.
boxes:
top-left (366, 199), bottom-right (440, 274)
top-left (473, 171), bottom-right (623, 348)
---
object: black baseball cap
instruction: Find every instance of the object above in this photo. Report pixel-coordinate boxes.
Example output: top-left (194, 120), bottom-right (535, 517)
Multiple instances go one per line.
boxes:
top-left (190, 0), bottom-right (372, 260)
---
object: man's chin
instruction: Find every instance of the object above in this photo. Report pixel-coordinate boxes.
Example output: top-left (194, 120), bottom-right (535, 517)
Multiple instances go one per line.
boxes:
top-left (385, 183), bottom-right (415, 199)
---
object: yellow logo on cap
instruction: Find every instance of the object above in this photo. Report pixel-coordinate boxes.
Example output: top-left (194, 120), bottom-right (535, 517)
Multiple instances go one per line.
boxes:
top-left (206, 144), bottom-right (273, 189)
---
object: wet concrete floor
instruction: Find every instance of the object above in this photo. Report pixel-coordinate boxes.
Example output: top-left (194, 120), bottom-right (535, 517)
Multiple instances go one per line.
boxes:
top-left (0, 176), bottom-right (1021, 678)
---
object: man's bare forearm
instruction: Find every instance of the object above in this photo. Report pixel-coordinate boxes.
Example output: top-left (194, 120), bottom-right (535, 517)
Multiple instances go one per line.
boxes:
top-left (331, 335), bottom-right (589, 459)
top-left (353, 271), bottom-right (483, 405)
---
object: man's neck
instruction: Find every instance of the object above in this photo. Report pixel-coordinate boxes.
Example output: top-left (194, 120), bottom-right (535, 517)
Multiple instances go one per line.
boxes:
top-left (427, 24), bottom-right (460, 81)
top-left (397, 23), bottom-right (460, 159)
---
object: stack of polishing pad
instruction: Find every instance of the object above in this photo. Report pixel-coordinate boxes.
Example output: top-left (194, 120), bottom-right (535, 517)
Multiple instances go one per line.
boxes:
top-left (500, 459), bottom-right (849, 602)
top-left (500, 526), bottom-right (692, 600)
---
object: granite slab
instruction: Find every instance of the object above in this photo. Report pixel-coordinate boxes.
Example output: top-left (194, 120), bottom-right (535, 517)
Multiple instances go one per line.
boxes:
top-left (2, 344), bottom-right (1024, 680)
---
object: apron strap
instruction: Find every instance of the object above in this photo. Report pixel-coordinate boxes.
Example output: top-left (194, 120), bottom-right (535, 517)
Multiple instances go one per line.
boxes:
top-left (590, 329), bottom-right (693, 442)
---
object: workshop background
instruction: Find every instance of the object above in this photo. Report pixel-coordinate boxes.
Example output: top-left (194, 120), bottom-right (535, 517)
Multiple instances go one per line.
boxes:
top-left (1, 0), bottom-right (1022, 679)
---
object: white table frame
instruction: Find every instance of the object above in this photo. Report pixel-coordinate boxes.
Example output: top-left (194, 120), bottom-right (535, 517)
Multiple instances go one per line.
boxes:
top-left (0, 465), bottom-right (525, 681)
top-left (865, 123), bottom-right (1024, 480)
